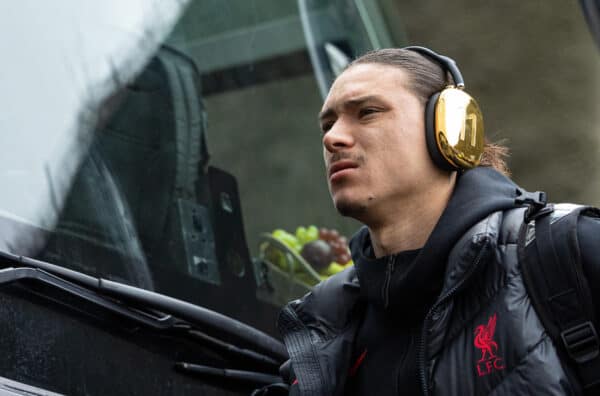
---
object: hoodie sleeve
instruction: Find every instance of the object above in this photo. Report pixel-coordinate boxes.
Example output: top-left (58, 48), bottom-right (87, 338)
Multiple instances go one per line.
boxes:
top-left (578, 215), bottom-right (600, 322)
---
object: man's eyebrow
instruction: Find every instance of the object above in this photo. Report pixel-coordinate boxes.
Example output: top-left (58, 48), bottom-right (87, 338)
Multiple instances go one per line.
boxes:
top-left (318, 108), bottom-right (336, 123)
top-left (318, 95), bottom-right (383, 122)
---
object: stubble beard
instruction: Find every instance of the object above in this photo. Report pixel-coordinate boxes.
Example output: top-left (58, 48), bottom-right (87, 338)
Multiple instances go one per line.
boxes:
top-left (334, 194), bottom-right (368, 219)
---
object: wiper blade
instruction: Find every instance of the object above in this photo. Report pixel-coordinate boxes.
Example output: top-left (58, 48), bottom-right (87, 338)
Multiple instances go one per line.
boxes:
top-left (0, 250), bottom-right (288, 363)
top-left (0, 266), bottom-right (175, 330)
top-left (186, 329), bottom-right (280, 367)
top-left (175, 362), bottom-right (283, 387)
top-left (96, 274), bottom-right (287, 361)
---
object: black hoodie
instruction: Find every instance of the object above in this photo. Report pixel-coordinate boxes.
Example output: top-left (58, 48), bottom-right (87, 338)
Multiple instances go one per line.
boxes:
top-left (347, 167), bottom-right (523, 395)
top-left (276, 166), bottom-right (600, 396)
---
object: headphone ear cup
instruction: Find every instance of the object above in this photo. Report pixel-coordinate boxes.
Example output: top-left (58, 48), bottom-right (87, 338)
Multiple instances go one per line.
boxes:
top-left (425, 92), bottom-right (457, 171)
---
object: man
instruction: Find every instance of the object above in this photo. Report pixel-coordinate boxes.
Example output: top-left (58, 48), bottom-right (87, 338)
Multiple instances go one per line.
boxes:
top-left (274, 48), bottom-right (600, 395)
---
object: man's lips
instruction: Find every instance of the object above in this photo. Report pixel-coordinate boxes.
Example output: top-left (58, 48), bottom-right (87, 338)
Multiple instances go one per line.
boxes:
top-left (328, 160), bottom-right (359, 179)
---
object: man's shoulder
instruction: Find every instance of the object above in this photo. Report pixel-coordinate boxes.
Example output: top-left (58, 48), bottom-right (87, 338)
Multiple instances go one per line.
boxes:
top-left (550, 203), bottom-right (595, 222)
top-left (311, 266), bottom-right (360, 300)
top-left (285, 266), bottom-right (362, 330)
top-left (497, 203), bottom-right (599, 245)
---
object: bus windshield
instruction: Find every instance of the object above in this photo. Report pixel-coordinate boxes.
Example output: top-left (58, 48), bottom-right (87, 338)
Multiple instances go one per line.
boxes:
top-left (0, 0), bottom-right (597, 323)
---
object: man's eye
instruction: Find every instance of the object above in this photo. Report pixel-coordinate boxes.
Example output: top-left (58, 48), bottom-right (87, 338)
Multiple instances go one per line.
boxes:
top-left (359, 108), bottom-right (378, 118)
top-left (321, 121), bottom-right (334, 133)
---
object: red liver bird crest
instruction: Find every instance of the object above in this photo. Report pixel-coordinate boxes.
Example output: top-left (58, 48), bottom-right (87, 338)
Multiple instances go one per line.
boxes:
top-left (474, 313), bottom-right (498, 362)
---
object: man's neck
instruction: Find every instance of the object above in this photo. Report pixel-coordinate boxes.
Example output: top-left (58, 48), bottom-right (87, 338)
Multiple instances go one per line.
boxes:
top-left (367, 174), bottom-right (456, 258)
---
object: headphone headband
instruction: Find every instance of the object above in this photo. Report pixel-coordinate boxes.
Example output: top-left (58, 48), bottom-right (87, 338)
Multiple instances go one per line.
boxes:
top-left (403, 46), bottom-right (465, 88)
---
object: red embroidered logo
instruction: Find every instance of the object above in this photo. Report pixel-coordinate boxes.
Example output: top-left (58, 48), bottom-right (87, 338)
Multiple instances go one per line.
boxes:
top-left (474, 313), bottom-right (505, 376)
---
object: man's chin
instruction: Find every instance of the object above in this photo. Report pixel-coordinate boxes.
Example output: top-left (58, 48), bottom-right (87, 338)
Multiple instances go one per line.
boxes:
top-left (334, 198), bottom-right (367, 219)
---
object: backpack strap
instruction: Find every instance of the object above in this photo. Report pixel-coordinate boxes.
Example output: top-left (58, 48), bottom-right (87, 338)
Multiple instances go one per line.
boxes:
top-left (518, 204), bottom-right (600, 393)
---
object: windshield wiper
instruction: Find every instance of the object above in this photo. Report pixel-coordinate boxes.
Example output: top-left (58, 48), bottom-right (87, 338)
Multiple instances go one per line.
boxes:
top-left (0, 265), bottom-right (175, 328)
top-left (0, 250), bottom-right (287, 369)
top-left (175, 362), bottom-right (282, 387)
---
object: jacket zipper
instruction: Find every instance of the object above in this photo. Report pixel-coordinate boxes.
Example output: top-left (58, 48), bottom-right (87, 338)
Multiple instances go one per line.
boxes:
top-left (417, 239), bottom-right (491, 396)
top-left (382, 255), bottom-right (395, 308)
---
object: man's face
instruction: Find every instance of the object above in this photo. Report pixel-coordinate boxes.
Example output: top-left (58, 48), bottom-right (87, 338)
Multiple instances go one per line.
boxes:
top-left (319, 63), bottom-right (446, 222)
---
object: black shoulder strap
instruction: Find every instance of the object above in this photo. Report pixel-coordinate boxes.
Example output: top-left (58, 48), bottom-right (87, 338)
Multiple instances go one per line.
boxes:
top-left (518, 205), bottom-right (600, 393)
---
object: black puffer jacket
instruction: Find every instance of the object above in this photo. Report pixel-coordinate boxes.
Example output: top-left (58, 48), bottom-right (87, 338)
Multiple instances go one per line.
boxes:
top-left (277, 168), bottom-right (600, 395)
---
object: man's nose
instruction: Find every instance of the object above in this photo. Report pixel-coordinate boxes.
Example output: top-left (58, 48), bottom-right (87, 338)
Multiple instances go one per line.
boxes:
top-left (322, 120), bottom-right (355, 153)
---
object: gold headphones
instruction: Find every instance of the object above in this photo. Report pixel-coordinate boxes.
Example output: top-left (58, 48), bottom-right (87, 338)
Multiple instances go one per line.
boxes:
top-left (405, 46), bottom-right (484, 171)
